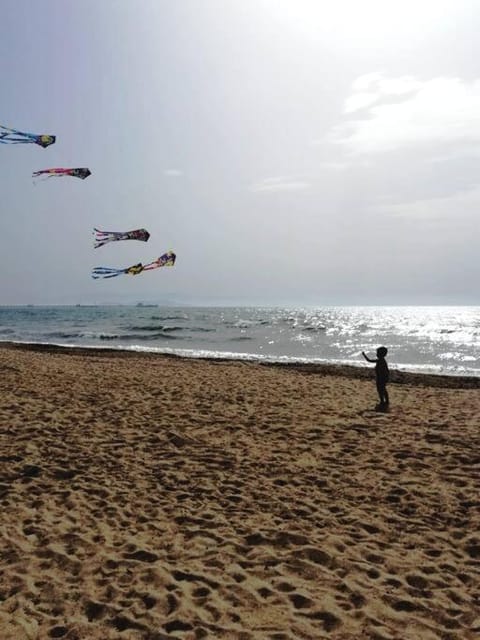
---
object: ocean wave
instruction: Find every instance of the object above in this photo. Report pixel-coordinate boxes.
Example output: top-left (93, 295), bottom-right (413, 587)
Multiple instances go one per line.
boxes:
top-left (126, 324), bottom-right (214, 334)
top-left (100, 332), bottom-right (182, 341)
top-left (149, 315), bottom-right (189, 321)
top-left (224, 321), bottom-right (255, 328)
top-left (44, 331), bottom-right (84, 339)
top-left (293, 334), bottom-right (313, 342)
top-left (437, 352), bottom-right (477, 362)
top-left (224, 319), bottom-right (269, 329)
top-left (127, 324), bottom-right (185, 332)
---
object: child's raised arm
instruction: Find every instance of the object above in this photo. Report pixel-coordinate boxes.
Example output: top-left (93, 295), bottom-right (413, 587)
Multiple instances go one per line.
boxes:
top-left (362, 351), bottom-right (377, 363)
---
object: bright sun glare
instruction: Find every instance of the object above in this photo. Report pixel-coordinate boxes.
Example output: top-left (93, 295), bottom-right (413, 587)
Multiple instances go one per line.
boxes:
top-left (265, 0), bottom-right (451, 45)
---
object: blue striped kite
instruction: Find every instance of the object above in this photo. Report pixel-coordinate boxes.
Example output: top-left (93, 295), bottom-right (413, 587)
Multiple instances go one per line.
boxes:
top-left (92, 250), bottom-right (176, 279)
top-left (0, 124), bottom-right (56, 148)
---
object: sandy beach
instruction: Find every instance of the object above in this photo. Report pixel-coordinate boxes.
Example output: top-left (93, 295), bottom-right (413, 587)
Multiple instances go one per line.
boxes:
top-left (0, 343), bottom-right (479, 640)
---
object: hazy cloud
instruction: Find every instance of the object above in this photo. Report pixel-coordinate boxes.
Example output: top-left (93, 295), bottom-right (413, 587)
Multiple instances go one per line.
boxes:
top-left (331, 75), bottom-right (480, 155)
top-left (345, 72), bottom-right (423, 113)
top-left (318, 161), bottom-right (350, 171)
top-left (249, 177), bottom-right (310, 193)
top-left (376, 184), bottom-right (480, 220)
top-left (163, 169), bottom-right (183, 177)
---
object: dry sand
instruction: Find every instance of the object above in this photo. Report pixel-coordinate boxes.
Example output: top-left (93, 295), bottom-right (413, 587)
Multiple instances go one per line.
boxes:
top-left (0, 343), bottom-right (479, 640)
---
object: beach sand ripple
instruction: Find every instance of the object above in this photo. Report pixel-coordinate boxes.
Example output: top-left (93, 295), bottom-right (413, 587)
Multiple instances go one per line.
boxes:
top-left (0, 344), bottom-right (479, 639)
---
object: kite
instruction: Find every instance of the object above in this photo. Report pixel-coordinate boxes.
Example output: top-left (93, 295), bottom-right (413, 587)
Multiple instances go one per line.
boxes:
top-left (92, 250), bottom-right (176, 279)
top-left (93, 227), bottom-right (150, 249)
top-left (33, 167), bottom-right (91, 180)
top-left (0, 124), bottom-right (55, 148)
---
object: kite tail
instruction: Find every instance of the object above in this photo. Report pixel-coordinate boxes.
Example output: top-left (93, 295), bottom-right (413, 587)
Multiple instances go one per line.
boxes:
top-left (32, 174), bottom-right (55, 184)
top-left (91, 267), bottom-right (126, 279)
top-left (93, 228), bottom-right (120, 249)
top-left (0, 127), bottom-right (55, 147)
top-left (0, 128), bottom-right (40, 144)
top-left (0, 137), bottom-right (31, 144)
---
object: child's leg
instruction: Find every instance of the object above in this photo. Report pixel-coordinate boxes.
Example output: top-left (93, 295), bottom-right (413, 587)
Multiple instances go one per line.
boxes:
top-left (376, 381), bottom-right (388, 406)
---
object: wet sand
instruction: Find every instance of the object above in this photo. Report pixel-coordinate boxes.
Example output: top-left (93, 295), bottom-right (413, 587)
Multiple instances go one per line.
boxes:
top-left (1, 343), bottom-right (479, 639)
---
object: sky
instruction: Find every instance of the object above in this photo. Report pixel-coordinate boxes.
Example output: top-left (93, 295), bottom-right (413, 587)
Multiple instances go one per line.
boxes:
top-left (1, 0), bottom-right (479, 305)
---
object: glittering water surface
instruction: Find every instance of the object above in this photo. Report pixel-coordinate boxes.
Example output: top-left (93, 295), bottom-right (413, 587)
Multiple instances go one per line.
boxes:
top-left (1, 305), bottom-right (479, 376)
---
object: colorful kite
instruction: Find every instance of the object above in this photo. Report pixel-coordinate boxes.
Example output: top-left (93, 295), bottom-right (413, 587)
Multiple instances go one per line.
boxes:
top-left (33, 167), bottom-right (91, 180)
top-left (92, 251), bottom-right (176, 279)
top-left (0, 124), bottom-right (55, 148)
top-left (93, 227), bottom-right (150, 249)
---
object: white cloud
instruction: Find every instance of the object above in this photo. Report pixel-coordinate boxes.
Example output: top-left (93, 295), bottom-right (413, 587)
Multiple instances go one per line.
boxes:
top-left (331, 75), bottom-right (480, 155)
top-left (249, 177), bottom-right (310, 192)
top-left (163, 169), bottom-right (183, 176)
top-left (345, 72), bottom-right (423, 113)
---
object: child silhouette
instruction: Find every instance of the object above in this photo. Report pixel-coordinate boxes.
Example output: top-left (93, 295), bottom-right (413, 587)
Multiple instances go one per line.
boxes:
top-left (362, 347), bottom-right (390, 411)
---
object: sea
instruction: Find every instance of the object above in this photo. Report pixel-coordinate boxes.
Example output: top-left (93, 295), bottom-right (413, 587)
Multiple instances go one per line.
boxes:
top-left (0, 305), bottom-right (479, 377)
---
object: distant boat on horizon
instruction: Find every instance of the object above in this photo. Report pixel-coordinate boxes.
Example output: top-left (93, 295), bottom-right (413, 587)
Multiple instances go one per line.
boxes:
top-left (136, 302), bottom-right (158, 308)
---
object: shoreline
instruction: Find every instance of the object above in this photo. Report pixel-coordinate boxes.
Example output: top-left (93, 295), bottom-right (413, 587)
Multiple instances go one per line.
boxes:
top-left (1, 340), bottom-right (479, 389)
